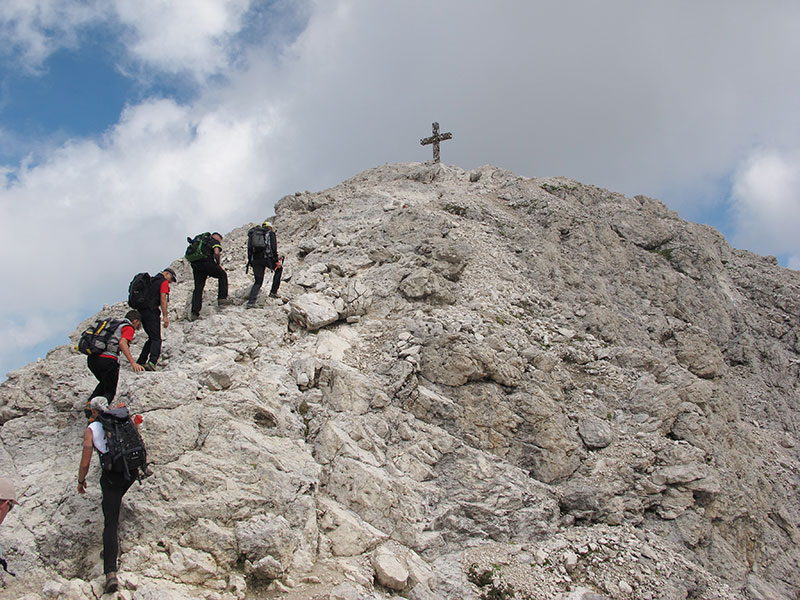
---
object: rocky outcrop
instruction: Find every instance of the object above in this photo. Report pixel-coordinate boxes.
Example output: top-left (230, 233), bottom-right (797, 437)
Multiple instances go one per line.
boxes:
top-left (1, 162), bottom-right (800, 599)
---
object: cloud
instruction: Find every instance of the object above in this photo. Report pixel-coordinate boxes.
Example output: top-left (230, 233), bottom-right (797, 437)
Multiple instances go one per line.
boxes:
top-left (112, 0), bottom-right (252, 79)
top-left (231, 1), bottom-right (800, 214)
top-left (730, 148), bottom-right (800, 267)
top-left (0, 0), bottom-right (109, 70)
top-left (1, 0), bottom-right (297, 81)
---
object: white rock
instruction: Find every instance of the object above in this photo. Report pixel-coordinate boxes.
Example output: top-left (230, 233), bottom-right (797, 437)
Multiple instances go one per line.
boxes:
top-left (372, 551), bottom-right (409, 591)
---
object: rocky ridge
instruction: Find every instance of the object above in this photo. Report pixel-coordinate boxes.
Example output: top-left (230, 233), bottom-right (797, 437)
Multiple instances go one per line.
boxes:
top-left (1, 162), bottom-right (799, 599)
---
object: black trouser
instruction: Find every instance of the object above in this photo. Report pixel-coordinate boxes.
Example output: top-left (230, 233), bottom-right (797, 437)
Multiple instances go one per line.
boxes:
top-left (247, 260), bottom-right (282, 304)
top-left (100, 470), bottom-right (135, 574)
top-left (87, 355), bottom-right (120, 402)
top-left (136, 308), bottom-right (161, 365)
top-left (190, 259), bottom-right (228, 315)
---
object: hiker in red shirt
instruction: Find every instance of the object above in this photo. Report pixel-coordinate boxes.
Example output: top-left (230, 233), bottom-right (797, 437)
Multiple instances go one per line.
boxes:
top-left (86, 310), bottom-right (144, 410)
top-left (136, 267), bottom-right (177, 371)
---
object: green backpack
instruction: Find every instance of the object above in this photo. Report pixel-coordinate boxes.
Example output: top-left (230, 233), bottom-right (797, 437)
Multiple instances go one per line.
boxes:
top-left (185, 232), bottom-right (212, 262)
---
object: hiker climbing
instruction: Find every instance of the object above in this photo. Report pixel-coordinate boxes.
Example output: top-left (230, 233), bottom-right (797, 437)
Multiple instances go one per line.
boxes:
top-left (245, 220), bottom-right (283, 308)
top-left (79, 310), bottom-right (144, 415)
top-left (185, 232), bottom-right (230, 321)
top-left (78, 397), bottom-right (146, 595)
top-left (128, 267), bottom-right (177, 371)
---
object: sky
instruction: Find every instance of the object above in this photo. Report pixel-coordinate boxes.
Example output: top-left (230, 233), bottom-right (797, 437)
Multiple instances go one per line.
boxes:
top-left (2, 1), bottom-right (800, 378)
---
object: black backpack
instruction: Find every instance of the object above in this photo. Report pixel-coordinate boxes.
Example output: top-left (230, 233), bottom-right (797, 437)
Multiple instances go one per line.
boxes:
top-left (96, 407), bottom-right (147, 481)
top-left (247, 226), bottom-right (271, 259)
top-left (128, 272), bottom-right (164, 310)
top-left (77, 318), bottom-right (125, 356)
top-left (128, 272), bottom-right (151, 309)
top-left (185, 232), bottom-right (213, 262)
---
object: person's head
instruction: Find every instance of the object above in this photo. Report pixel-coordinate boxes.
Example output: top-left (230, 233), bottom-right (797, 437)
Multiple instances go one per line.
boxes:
top-left (262, 221), bottom-right (273, 230)
top-left (89, 396), bottom-right (108, 413)
top-left (0, 477), bottom-right (17, 525)
top-left (163, 267), bottom-right (177, 283)
top-left (89, 396), bottom-right (109, 415)
top-left (211, 232), bottom-right (223, 242)
top-left (125, 309), bottom-right (142, 330)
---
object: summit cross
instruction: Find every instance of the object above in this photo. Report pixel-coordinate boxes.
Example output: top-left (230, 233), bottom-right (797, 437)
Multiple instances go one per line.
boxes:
top-left (420, 122), bottom-right (452, 163)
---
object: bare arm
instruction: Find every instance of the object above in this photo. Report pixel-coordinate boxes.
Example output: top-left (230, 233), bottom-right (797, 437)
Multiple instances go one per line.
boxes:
top-left (160, 291), bottom-right (169, 328)
top-left (77, 428), bottom-right (94, 493)
top-left (120, 338), bottom-right (145, 372)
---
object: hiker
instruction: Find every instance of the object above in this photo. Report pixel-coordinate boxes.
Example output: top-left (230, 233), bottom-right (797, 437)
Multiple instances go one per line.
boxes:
top-left (187, 232), bottom-right (230, 320)
top-left (0, 477), bottom-right (17, 577)
top-left (136, 267), bottom-right (177, 371)
top-left (86, 311), bottom-right (144, 410)
top-left (78, 397), bottom-right (141, 594)
top-left (246, 221), bottom-right (283, 308)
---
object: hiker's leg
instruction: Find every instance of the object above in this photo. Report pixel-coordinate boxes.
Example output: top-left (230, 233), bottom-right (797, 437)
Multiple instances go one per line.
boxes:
top-left (219, 268), bottom-right (228, 299)
top-left (100, 474), bottom-right (133, 574)
top-left (89, 356), bottom-right (119, 402)
top-left (207, 263), bottom-right (228, 300)
top-left (136, 337), bottom-right (151, 365)
top-left (87, 356), bottom-right (105, 399)
top-left (269, 265), bottom-right (283, 296)
top-left (138, 309), bottom-right (161, 364)
top-left (103, 361), bottom-right (121, 403)
top-left (191, 264), bottom-right (208, 315)
top-left (248, 263), bottom-right (265, 304)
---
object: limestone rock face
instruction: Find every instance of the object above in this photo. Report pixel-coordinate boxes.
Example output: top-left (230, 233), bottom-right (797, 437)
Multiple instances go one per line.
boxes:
top-left (2, 162), bottom-right (800, 599)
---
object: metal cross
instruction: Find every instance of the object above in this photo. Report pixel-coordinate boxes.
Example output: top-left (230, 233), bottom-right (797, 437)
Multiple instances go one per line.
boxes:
top-left (420, 122), bottom-right (452, 163)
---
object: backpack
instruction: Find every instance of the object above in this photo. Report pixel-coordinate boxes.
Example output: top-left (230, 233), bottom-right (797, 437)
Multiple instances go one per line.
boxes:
top-left (128, 272), bottom-right (165, 310)
top-left (247, 226), bottom-right (271, 260)
top-left (96, 407), bottom-right (147, 481)
top-left (128, 272), bottom-right (152, 309)
top-left (185, 232), bottom-right (213, 262)
top-left (77, 318), bottom-right (125, 356)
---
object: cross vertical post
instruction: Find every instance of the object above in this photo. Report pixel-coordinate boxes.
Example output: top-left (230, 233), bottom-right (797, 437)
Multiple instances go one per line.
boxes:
top-left (420, 121), bottom-right (452, 163)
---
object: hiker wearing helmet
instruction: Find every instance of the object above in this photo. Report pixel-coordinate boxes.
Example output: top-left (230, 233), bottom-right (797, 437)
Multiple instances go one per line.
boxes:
top-left (78, 397), bottom-right (142, 594)
top-left (245, 221), bottom-right (283, 308)
top-left (188, 232), bottom-right (229, 321)
top-left (136, 267), bottom-right (177, 371)
top-left (0, 477), bottom-right (18, 577)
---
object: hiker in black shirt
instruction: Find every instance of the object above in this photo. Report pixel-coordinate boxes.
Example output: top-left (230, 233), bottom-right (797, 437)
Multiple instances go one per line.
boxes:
top-left (136, 267), bottom-right (177, 370)
top-left (246, 221), bottom-right (283, 308)
top-left (189, 232), bottom-right (229, 320)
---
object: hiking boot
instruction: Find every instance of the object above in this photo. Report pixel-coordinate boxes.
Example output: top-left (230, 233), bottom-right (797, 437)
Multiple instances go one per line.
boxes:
top-left (104, 571), bottom-right (118, 594)
top-left (245, 303), bottom-right (257, 309)
top-left (218, 298), bottom-right (232, 306)
top-left (268, 293), bottom-right (279, 299)
top-left (188, 312), bottom-right (200, 321)
top-left (144, 361), bottom-right (157, 372)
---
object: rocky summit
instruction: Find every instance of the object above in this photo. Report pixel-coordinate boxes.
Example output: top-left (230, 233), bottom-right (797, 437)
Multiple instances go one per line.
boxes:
top-left (1, 162), bottom-right (800, 600)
